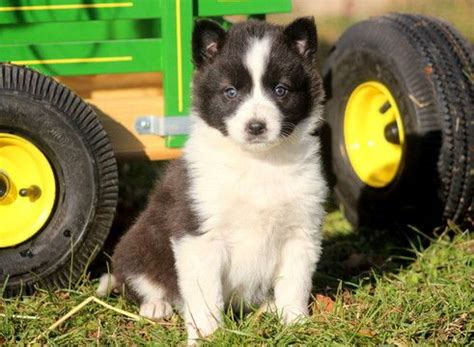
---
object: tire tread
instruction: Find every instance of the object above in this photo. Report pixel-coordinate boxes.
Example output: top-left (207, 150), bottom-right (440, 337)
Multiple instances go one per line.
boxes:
top-left (0, 63), bottom-right (118, 295)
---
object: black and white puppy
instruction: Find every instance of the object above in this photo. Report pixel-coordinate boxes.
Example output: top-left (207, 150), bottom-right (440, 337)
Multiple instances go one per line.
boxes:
top-left (98, 17), bottom-right (327, 343)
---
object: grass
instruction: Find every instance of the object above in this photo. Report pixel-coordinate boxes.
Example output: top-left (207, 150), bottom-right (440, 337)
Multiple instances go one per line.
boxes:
top-left (1, 213), bottom-right (472, 345)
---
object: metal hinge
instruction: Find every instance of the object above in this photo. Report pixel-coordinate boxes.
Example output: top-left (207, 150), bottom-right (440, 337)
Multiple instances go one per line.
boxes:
top-left (135, 115), bottom-right (191, 136)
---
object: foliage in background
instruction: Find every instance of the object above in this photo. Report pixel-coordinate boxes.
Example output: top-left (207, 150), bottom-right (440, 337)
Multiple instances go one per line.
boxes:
top-left (270, 0), bottom-right (473, 42)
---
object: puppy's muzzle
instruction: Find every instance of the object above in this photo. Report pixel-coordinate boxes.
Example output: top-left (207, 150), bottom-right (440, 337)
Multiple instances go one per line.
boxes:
top-left (246, 120), bottom-right (267, 136)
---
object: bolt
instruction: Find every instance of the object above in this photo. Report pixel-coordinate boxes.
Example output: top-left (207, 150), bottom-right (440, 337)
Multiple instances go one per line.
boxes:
top-left (139, 119), bottom-right (150, 129)
top-left (19, 185), bottom-right (41, 200)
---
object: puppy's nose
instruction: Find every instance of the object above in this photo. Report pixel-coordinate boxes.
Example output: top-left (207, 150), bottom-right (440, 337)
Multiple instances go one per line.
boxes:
top-left (246, 120), bottom-right (267, 135)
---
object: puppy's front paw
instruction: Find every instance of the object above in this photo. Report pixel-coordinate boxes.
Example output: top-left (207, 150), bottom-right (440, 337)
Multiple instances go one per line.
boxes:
top-left (280, 305), bottom-right (309, 325)
top-left (139, 300), bottom-right (173, 320)
top-left (186, 312), bottom-right (221, 345)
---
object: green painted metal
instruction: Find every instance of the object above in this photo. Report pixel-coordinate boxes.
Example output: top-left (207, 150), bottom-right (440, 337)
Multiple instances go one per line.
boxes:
top-left (168, 135), bottom-right (189, 148)
top-left (162, 0), bottom-right (194, 148)
top-left (0, 39), bottom-right (162, 76)
top-left (0, 0), bottom-right (161, 24)
top-left (198, 0), bottom-right (291, 16)
top-left (0, 0), bottom-right (292, 151)
top-left (0, 20), bottom-right (160, 44)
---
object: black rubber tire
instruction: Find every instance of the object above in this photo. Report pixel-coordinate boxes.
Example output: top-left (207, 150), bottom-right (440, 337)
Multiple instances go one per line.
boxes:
top-left (0, 64), bottom-right (119, 295)
top-left (323, 14), bottom-right (473, 229)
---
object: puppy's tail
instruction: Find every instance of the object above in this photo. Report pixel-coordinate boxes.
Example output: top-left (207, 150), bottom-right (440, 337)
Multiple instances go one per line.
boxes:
top-left (96, 273), bottom-right (117, 297)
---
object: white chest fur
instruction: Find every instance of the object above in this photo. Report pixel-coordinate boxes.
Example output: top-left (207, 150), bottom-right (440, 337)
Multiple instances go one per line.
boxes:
top-left (180, 119), bottom-right (327, 304)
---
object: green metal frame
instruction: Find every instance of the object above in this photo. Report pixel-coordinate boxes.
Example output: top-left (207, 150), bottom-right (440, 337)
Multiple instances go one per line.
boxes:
top-left (0, 0), bottom-right (292, 149)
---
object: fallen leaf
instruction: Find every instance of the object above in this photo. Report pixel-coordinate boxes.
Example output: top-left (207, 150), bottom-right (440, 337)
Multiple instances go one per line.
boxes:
top-left (358, 328), bottom-right (376, 337)
top-left (89, 328), bottom-right (101, 339)
top-left (56, 291), bottom-right (70, 300)
top-left (314, 294), bottom-right (335, 313)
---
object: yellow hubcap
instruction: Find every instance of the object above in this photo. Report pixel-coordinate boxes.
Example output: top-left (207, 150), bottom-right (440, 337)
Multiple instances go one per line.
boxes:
top-left (0, 133), bottom-right (56, 247)
top-left (344, 81), bottom-right (405, 188)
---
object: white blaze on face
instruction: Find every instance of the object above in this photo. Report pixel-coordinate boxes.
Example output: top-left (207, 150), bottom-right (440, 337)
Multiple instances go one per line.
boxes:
top-left (225, 36), bottom-right (283, 150)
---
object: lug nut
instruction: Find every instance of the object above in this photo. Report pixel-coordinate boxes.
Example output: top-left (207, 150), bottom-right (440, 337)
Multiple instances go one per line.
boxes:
top-left (19, 185), bottom-right (41, 200)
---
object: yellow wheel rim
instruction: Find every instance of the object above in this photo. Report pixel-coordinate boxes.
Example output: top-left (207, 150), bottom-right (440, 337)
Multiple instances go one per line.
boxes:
top-left (344, 81), bottom-right (405, 188)
top-left (0, 133), bottom-right (56, 247)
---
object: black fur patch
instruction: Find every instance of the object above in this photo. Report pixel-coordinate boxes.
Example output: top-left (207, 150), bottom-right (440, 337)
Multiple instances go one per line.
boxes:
top-left (111, 160), bottom-right (198, 303)
top-left (192, 18), bottom-right (324, 137)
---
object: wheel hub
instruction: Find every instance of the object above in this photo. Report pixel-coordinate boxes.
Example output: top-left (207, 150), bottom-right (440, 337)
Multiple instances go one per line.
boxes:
top-left (344, 81), bottom-right (405, 188)
top-left (0, 133), bottom-right (56, 247)
top-left (0, 171), bottom-right (10, 200)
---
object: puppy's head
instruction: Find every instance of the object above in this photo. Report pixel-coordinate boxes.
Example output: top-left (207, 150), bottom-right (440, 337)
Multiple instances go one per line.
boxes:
top-left (192, 18), bottom-right (324, 152)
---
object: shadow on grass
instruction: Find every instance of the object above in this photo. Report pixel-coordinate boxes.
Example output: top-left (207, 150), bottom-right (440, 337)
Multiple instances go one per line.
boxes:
top-left (314, 203), bottom-right (431, 296)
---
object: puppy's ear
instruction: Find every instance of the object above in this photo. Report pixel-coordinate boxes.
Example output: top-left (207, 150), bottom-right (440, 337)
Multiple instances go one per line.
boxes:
top-left (192, 19), bottom-right (226, 68)
top-left (283, 17), bottom-right (317, 60)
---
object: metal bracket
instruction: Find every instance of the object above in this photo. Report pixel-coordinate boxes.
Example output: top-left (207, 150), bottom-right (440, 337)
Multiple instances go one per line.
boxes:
top-left (135, 115), bottom-right (191, 136)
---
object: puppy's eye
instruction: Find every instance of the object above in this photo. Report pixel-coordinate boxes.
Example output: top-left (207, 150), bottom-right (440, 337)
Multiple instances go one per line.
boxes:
top-left (274, 84), bottom-right (288, 97)
top-left (224, 86), bottom-right (238, 99)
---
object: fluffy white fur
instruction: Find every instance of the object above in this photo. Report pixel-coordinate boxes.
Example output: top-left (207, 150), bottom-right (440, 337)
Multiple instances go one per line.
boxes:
top-left (129, 274), bottom-right (173, 320)
top-left (96, 273), bottom-right (117, 297)
top-left (172, 38), bottom-right (327, 344)
top-left (97, 273), bottom-right (173, 320)
top-left (176, 113), bottom-right (326, 342)
top-left (98, 37), bottom-right (327, 345)
top-left (226, 37), bottom-right (283, 150)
